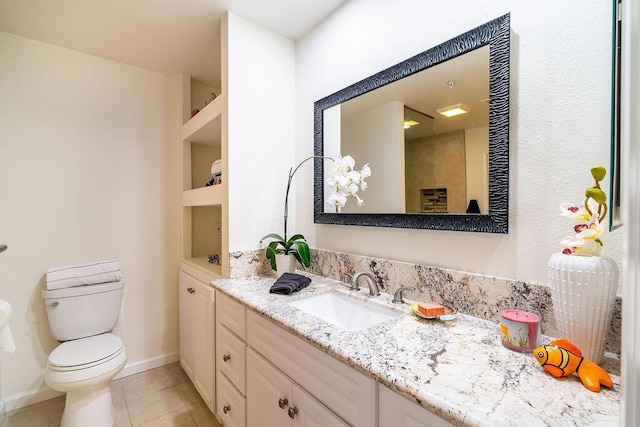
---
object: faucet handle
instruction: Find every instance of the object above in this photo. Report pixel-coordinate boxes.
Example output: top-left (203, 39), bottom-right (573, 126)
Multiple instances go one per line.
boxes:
top-left (345, 272), bottom-right (359, 291)
top-left (392, 287), bottom-right (416, 304)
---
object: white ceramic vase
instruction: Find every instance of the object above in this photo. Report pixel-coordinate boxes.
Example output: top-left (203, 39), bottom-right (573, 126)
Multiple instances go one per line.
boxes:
top-left (547, 253), bottom-right (618, 364)
top-left (275, 254), bottom-right (297, 275)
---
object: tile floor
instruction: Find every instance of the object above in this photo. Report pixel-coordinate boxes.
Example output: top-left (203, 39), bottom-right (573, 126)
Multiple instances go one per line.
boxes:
top-left (3, 362), bottom-right (222, 427)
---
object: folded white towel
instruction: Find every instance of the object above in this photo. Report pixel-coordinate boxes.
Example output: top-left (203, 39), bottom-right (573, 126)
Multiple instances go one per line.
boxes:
top-left (211, 159), bottom-right (222, 175)
top-left (46, 260), bottom-right (122, 290)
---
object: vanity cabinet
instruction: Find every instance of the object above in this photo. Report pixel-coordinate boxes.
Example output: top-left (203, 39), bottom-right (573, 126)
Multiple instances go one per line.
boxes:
top-left (247, 348), bottom-right (348, 427)
top-left (246, 310), bottom-right (376, 427)
top-left (179, 266), bottom-right (215, 413)
top-left (378, 384), bottom-right (454, 427)
top-left (216, 291), bottom-right (247, 427)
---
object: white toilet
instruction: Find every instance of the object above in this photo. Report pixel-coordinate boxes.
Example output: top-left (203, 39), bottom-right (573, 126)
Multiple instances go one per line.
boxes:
top-left (42, 281), bottom-right (127, 427)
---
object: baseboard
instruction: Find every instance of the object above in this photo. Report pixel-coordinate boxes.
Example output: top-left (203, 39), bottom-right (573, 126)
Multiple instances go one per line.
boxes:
top-left (4, 351), bottom-right (180, 412)
top-left (114, 351), bottom-right (180, 380)
top-left (1, 399), bottom-right (6, 427)
top-left (3, 388), bottom-right (64, 413)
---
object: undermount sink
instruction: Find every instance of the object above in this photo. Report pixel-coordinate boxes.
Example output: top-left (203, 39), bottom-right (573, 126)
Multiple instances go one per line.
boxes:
top-left (288, 292), bottom-right (401, 332)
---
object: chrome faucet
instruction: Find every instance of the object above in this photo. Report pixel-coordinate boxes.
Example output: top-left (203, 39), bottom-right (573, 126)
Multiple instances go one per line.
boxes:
top-left (350, 271), bottom-right (380, 296)
top-left (392, 287), bottom-right (415, 304)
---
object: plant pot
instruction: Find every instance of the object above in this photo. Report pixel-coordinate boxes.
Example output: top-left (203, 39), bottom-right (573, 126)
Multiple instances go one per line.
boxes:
top-left (275, 254), bottom-right (297, 275)
top-left (547, 253), bottom-right (618, 364)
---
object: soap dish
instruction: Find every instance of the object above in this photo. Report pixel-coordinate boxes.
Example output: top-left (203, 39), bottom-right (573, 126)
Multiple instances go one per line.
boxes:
top-left (410, 302), bottom-right (457, 321)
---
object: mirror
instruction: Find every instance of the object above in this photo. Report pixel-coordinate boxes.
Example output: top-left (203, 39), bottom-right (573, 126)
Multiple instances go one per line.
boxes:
top-left (610, 0), bottom-right (622, 230)
top-left (314, 14), bottom-right (510, 233)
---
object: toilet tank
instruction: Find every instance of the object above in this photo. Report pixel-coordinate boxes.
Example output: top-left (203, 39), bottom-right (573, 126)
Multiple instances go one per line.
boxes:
top-left (42, 281), bottom-right (124, 341)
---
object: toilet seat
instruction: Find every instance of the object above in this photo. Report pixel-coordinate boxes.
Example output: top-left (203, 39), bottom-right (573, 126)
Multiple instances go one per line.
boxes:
top-left (49, 333), bottom-right (123, 372)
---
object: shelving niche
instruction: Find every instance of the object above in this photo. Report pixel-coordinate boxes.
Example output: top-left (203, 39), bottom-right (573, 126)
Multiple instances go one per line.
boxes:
top-left (181, 77), bottom-right (228, 278)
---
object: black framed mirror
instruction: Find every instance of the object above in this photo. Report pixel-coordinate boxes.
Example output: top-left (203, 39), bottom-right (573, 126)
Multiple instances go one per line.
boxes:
top-left (313, 13), bottom-right (510, 233)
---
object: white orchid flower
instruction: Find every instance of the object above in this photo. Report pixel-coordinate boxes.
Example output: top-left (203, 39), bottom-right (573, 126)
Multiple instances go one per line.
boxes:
top-left (360, 180), bottom-right (368, 191)
top-left (346, 170), bottom-right (361, 184)
top-left (326, 173), bottom-right (348, 187)
top-left (347, 183), bottom-right (359, 196)
top-left (355, 194), bottom-right (365, 207)
top-left (360, 164), bottom-right (371, 179)
top-left (327, 192), bottom-right (347, 207)
top-left (341, 155), bottom-right (356, 171)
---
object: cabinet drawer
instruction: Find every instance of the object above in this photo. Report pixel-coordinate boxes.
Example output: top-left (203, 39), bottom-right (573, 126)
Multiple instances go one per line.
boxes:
top-left (217, 370), bottom-right (246, 427)
top-left (217, 324), bottom-right (247, 395)
top-left (247, 311), bottom-right (375, 427)
top-left (216, 291), bottom-right (247, 340)
top-left (379, 384), bottom-right (454, 427)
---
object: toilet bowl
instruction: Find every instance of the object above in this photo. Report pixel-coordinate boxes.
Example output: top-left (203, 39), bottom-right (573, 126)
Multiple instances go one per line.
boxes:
top-left (45, 334), bottom-right (126, 427)
top-left (42, 280), bottom-right (127, 427)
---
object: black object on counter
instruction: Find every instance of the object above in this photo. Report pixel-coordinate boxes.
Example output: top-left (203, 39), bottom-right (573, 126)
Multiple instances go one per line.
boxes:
top-left (269, 273), bottom-right (311, 295)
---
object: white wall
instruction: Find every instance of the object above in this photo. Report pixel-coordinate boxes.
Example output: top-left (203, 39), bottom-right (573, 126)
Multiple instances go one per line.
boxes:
top-left (225, 13), bottom-right (296, 251)
top-left (341, 101), bottom-right (404, 213)
top-left (0, 32), bottom-right (181, 407)
top-left (465, 126), bottom-right (489, 213)
top-left (295, 0), bottom-right (623, 285)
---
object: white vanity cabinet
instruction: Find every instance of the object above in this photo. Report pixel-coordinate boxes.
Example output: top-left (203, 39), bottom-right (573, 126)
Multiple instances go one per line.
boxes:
top-left (246, 310), bottom-right (376, 427)
top-left (378, 384), bottom-right (454, 427)
top-left (247, 348), bottom-right (348, 427)
top-left (178, 266), bottom-right (215, 413)
top-left (216, 291), bottom-right (247, 427)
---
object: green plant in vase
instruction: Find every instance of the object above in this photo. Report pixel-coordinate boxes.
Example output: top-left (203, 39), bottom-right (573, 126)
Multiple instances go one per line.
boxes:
top-left (260, 155), bottom-right (371, 271)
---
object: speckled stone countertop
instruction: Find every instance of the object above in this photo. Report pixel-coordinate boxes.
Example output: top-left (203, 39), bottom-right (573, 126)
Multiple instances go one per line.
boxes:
top-left (212, 274), bottom-right (620, 427)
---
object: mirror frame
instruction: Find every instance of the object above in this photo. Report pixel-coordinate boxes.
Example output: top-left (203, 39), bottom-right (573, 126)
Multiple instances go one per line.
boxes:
top-left (313, 13), bottom-right (510, 233)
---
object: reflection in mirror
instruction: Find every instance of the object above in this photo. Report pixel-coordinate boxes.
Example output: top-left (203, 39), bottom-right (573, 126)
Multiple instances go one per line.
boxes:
top-left (324, 47), bottom-right (490, 215)
top-left (314, 14), bottom-right (510, 232)
top-left (610, 0), bottom-right (622, 230)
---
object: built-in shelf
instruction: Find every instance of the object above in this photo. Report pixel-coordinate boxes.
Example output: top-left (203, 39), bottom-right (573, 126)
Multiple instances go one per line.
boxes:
top-left (182, 256), bottom-right (223, 279)
top-left (182, 93), bottom-right (224, 144)
top-left (183, 185), bottom-right (225, 207)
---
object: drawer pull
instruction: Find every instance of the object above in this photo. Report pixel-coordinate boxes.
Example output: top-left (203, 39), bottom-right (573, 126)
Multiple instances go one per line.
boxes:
top-left (223, 354), bottom-right (231, 362)
top-left (187, 287), bottom-right (195, 294)
top-left (223, 405), bottom-right (231, 414)
top-left (278, 397), bottom-right (288, 409)
top-left (288, 406), bottom-right (298, 419)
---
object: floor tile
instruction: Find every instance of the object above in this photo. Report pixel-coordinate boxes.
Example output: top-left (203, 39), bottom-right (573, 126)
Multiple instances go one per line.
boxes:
top-left (164, 362), bottom-right (190, 385)
top-left (127, 387), bottom-right (185, 426)
top-left (186, 401), bottom-right (221, 427)
top-left (4, 397), bottom-right (65, 427)
top-left (138, 407), bottom-right (196, 427)
top-left (176, 381), bottom-right (202, 405)
top-left (121, 366), bottom-right (174, 402)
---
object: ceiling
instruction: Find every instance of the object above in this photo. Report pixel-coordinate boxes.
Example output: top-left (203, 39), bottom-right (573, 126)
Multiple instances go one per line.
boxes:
top-left (0, 0), bottom-right (346, 87)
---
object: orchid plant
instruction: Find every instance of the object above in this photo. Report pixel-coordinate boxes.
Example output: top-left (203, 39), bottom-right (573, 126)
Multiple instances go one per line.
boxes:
top-left (559, 166), bottom-right (608, 256)
top-left (260, 155), bottom-right (371, 271)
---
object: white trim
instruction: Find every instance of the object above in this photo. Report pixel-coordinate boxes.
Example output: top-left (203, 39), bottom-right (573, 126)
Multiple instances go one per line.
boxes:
top-left (3, 352), bottom-right (180, 413)
top-left (620, 0), bottom-right (640, 425)
top-left (1, 399), bottom-right (5, 426)
top-left (114, 351), bottom-right (180, 380)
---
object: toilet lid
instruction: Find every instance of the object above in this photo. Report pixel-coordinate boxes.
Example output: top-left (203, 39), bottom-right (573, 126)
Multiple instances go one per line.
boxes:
top-left (49, 333), bottom-right (123, 368)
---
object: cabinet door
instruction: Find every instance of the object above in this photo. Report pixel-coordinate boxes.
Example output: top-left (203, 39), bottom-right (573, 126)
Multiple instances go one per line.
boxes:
top-left (193, 279), bottom-right (215, 413)
top-left (179, 272), bottom-right (194, 379)
top-left (378, 384), bottom-right (454, 427)
top-left (292, 384), bottom-right (349, 427)
top-left (246, 348), bottom-right (291, 427)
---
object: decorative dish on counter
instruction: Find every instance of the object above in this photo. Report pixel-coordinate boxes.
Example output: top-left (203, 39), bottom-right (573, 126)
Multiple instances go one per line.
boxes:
top-left (410, 301), bottom-right (457, 321)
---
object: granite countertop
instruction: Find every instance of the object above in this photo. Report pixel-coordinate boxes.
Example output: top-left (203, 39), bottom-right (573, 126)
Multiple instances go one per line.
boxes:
top-left (212, 274), bottom-right (620, 427)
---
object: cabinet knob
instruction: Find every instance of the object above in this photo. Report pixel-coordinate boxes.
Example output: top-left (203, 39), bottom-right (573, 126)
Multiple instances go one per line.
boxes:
top-left (223, 405), bottom-right (231, 414)
top-left (287, 406), bottom-right (298, 419)
top-left (187, 287), bottom-right (195, 294)
top-left (278, 397), bottom-right (288, 409)
top-left (223, 354), bottom-right (231, 362)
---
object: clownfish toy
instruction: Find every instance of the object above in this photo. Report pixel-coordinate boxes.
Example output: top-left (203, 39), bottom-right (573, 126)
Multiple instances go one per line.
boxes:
top-left (533, 338), bottom-right (613, 392)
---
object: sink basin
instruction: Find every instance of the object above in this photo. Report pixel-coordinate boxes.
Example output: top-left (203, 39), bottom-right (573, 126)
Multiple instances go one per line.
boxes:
top-left (288, 293), bottom-right (401, 332)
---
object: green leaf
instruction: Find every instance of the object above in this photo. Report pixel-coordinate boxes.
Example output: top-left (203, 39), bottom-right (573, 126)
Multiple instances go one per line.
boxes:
top-left (260, 233), bottom-right (285, 244)
top-left (287, 234), bottom-right (307, 243)
top-left (265, 243), bottom-right (279, 271)
top-left (292, 241), bottom-right (311, 267)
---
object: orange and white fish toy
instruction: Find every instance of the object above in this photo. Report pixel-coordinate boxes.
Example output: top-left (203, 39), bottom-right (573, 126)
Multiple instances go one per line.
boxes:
top-left (533, 338), bottom-right (613, 392)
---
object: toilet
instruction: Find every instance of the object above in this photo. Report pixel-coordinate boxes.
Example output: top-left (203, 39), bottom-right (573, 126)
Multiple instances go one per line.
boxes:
top-left (42, 281), bottom-right (127, 427)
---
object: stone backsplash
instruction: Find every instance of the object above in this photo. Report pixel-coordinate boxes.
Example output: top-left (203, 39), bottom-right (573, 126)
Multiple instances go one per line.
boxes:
top-left (230, 247), bottom-right (621, 355)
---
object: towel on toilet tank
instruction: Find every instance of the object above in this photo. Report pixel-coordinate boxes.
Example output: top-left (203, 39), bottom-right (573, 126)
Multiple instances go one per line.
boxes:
top-left (46, 259), bottom-right (122, 290)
